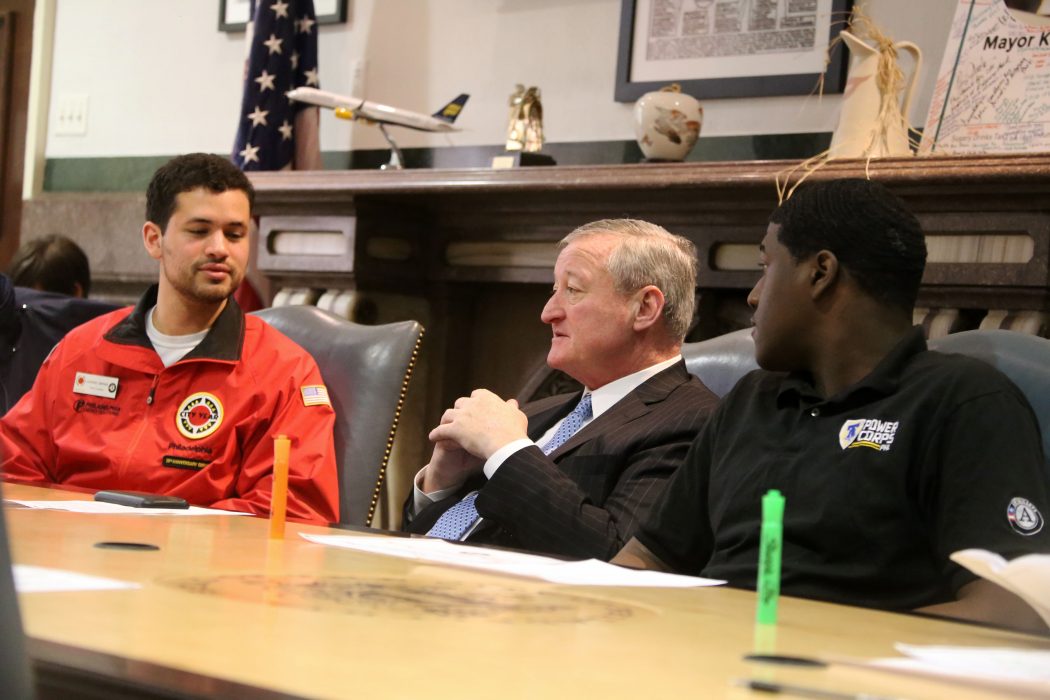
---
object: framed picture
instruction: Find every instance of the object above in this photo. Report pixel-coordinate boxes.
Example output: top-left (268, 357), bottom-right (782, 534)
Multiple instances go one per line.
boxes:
top-left (615, 0), bottom-right (853, 102)
top-left (220, 0), bottom-right (349, 32)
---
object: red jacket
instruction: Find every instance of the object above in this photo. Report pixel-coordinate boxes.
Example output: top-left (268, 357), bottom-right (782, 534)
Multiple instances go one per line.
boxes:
top-left (0, 287), bottom-right (339, 523)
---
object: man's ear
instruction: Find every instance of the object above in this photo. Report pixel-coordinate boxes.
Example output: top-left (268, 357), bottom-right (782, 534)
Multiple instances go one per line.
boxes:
top-left (143, 221), bottom-right (164, 261)
top-left (809, 250), bottom-right (840, 300)
top-left (633, 285), bottom-right (665, 331)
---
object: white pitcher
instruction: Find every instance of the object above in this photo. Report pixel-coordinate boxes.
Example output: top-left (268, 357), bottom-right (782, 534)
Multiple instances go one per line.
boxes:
top-left (829, 30), bottom-right (922, 159)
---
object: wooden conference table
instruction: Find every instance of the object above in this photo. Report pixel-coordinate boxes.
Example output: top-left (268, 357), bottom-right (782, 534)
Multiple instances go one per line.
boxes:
top-left (6, 483), bottom-right (1049, 699)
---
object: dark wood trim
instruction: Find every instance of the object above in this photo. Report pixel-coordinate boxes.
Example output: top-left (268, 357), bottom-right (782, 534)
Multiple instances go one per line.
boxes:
top-left (248, 153), bottom-right (1050, 297)
top-left (30, 637), bottom-right (302, 700)
top-left (0, 9), bottom-right (13, 263)
top-left (0, 12), bottom-right (11, 198)
top-left (248, 154), bottom-right (1050, 207)
top-left (0, 1), bottom-right (33, 268)
top-left (249, 154), bottom-right (1050, 303)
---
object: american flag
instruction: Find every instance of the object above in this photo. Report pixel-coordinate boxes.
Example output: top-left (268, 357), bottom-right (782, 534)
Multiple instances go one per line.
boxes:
top-left (300, 385), bottom-right (331, 407)
top-left (232, 0), bottom-right (322, 170)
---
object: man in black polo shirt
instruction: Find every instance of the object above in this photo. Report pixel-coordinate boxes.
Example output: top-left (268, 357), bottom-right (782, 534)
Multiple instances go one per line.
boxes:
top-left (614, 179), bottom-right (1050, 632)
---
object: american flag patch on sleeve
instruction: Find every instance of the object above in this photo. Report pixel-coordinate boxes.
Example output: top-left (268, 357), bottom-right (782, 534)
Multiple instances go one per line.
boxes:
top-left (300, 385), bottom-right (331, 407)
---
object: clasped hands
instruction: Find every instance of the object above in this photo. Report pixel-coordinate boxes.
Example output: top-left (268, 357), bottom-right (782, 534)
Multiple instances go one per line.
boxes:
top-left (421, 389), bottom-right (528, 493)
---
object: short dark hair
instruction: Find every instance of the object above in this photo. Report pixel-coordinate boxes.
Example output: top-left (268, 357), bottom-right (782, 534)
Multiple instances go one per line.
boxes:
top-left (770, 179), bottom-right (926, 313)
top-left (8, 234), bottom-right (91, 297)
top-left (145, 153), bottom-right (254, 229)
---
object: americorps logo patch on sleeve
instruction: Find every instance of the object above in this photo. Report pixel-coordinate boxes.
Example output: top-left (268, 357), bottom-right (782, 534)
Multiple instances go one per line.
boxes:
top-left (73, 371), bottom-right (119, 399)
top-left (1007, 497), bottom-right (1044, 536)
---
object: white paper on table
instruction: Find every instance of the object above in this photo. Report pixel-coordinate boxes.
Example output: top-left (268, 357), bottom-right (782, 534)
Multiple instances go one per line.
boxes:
top-left (6, 499), bottom-right (250, 516)
top-left (849, 644), bottom-right (1050, 699)
top-left (300, 533), bottom-right (724, 588)
top-left (951, 548), bottom-right (1050, 627)
top-left (13, 564), bottom-right (140, 593)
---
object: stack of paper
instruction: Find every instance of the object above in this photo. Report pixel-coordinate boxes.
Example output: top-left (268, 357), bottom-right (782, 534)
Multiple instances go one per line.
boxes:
top-left (860, 644), bottom-right (1050, 698)
top-left (300, 534), bottom-right (724, 588)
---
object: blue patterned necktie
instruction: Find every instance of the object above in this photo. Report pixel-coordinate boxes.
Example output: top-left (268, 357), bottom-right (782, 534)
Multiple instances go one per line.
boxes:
top-left (538, 392), bottom-right (593, 455)
top-left (426, 393), bottom-right (593, 541)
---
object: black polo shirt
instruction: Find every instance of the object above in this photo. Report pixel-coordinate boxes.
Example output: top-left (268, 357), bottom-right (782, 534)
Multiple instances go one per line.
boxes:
top-left (637, 327), bottom-right (1050, 610)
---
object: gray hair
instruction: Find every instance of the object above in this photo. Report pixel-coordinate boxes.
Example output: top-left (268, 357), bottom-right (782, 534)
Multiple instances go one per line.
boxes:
top-left (560, 219), bottom-right (698, 341)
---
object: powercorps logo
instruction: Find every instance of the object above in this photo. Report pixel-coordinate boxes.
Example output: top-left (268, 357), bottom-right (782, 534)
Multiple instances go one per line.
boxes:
top-left (175, 392), bottom-right (223, 440)
top-left (838, 418), bottom-right (899, 452)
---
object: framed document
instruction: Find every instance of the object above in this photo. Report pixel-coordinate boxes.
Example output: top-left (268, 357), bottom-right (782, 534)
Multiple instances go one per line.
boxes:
top-left (615, 0), bottom-right (853, 101)
top-left (220, 0), bottom-right (348, 33)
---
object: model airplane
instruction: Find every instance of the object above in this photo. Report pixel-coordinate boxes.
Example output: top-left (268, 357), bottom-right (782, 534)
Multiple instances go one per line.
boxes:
top-left (286, 87), bottom-right (469, 132)
top-left (287, 87), bottom-right (468, 169)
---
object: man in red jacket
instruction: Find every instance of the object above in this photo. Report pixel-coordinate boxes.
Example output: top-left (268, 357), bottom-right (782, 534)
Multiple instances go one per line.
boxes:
top-left (0, 153), bottom-right (338, 523)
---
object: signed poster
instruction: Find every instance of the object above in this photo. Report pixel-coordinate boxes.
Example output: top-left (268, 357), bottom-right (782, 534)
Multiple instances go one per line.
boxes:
top-left (921, 0), bottom-right (1050, 154)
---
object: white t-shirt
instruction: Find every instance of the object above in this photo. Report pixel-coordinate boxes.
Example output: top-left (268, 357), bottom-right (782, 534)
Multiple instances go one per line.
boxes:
top-left (145, 306), bottom-right (209, 368)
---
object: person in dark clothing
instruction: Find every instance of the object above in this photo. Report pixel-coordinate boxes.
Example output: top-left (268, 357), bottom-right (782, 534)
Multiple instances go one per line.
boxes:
top-left (8, 234), bottom-right (92, 298)
top-left (614, 179), bottom-right (1050, 634)
top-left (0, 274), bottom-right (117, 414)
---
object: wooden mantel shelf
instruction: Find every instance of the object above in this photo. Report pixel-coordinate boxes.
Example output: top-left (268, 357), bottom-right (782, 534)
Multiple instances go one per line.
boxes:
top-left (249, 153), bottom-right (1050, 206)
top-left (250, 153), bottom-right (1050, 307)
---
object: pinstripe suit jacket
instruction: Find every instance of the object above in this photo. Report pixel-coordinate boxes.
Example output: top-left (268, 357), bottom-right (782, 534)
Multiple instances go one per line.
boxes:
top-left (404, 361), bottom-right (718, 560)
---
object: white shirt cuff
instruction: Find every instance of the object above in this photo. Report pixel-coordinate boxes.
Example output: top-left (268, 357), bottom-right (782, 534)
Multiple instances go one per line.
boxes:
top-left (411, 466), bottom-right (463, 515)
top-left (483, 438), bottom-right (535, 479)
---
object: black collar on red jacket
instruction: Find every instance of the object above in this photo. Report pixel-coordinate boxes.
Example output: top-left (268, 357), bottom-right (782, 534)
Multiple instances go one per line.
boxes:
top-left (103, 284), bottom-right (245, 362)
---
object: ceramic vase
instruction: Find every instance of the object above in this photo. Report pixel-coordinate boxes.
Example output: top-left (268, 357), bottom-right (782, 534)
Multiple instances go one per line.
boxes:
top-left (634, 84), bottom-right (703, 161)
top-left (829, 30), bottom-right (922, 159)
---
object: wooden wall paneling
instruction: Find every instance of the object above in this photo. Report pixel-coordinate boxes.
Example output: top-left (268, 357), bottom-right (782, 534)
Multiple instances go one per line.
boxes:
top-left (0, 11), bottom-right (12, 239)
top-left (0, 1), bottom-right (32, 265)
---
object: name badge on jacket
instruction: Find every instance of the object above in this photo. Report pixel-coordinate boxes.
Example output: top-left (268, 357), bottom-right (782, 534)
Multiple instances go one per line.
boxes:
top-left (73, 371), bottom-right (119, 399)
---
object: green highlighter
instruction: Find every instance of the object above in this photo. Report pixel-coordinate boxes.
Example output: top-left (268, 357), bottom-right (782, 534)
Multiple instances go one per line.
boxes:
top-left (756, 489), bottom-right (785, 625)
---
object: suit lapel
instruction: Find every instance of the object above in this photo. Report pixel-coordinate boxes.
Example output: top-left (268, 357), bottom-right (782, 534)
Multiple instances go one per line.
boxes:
top-left (544, 361), bottom-right (690, 459)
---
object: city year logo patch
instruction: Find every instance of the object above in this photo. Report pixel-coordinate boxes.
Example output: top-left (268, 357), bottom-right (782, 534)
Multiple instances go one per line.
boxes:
top-left (1007, 497), bottom-right (1044, 536)
top-left (838, 418), bottom-right (899, 452)
top-left (176, 392), bottom-right (223, 440)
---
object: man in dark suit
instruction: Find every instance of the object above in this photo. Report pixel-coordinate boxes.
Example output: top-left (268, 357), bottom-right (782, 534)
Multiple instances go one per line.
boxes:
top-left (403, 219), bottom-right (718, 560)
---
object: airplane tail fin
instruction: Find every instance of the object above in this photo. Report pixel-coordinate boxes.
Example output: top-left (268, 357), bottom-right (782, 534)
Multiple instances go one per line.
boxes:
top-left (432, 94), bottom-right (469, 124)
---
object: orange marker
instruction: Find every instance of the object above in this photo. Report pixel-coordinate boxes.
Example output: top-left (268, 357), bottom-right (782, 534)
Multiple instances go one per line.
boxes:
top-left (269, 435), bottom-right (291, 539)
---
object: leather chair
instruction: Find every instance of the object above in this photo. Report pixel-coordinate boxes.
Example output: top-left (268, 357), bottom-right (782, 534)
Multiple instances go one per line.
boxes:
top-left (680, 328), bottom-right (759, 398)
top-left (0, 484), bottom-right (33, 699)
top-left (929, 329), bottom-right (1050, 474)
top-left (253, 306), bottom-right (424, 526)
top-left (683, 327), bottom-right (1050, 476)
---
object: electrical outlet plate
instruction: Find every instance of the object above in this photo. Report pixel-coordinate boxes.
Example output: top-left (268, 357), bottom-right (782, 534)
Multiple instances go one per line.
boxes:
top-left (55, 94), bottom-right (89, 136)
